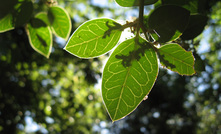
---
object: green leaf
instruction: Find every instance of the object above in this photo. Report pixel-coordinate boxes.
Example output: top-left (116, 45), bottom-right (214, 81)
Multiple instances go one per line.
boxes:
top-left (48, 6), bottom-right (71, 40)
top-left (13, 1), bottom-right (33, 27)
top-left (102, 36), bottom-right (158, 121)
top-left (64, 18), bottom-right (122, 58)
top-left (148, 5), bottom-right (190, 43)
top-left (142, 15), bottom-right (150, 31)
top-left (161, 0), bottom-right (199, 13)
top-left (0, 14), bottom-right (14, 33)
top-left (158, 43), bottom-right (195, 75)
top-left (115, 0), bottom-right (158, 7)
top-left (0, 0), bottom-right (33, 33)
top-left (181, 14), bottom-right (208, 40)
top-left (35, 12), bottom-right (50, 26)
top-left (26, 13), bottom-right (52, 58)
top-left (193, 52), bottom-right (205, 74)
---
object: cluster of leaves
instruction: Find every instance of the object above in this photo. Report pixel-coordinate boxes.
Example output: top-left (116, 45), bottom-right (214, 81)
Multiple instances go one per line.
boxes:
top-left (64, 0), bottom-right (208, 121)
top-left (0, 0), bottom-right (209, 122)
top-left (0, 0), bottom-right (71, 58)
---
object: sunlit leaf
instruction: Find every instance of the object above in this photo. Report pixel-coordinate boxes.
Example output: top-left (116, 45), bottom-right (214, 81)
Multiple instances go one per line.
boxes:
top-left (181, 14), bottom-right (208, 40)
top-left (115, 0), bottom-right (158, 7)
top-left (158, 43), bottom-right (195, 75)
top-left (64, 18), bottom-right (122, 58)
top-left (0, 14), bottom-right (14, 33)
top-left (26, 12), bottom-right (52, 58)
top-left (35, 12), bottom-right (50, 25)
top-left (102, 36), bottom-right (158, 121)
top-left (48, 6), bottom-right (71, 40)
top-left (148, 5), bottom-right (190, 43)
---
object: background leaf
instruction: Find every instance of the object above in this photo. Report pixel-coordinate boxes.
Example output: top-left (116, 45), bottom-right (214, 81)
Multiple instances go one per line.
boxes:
top-left (13, 1), bottom-right (33, 27)
top-left (0, 14), bottom-right (14, 33)
top-left (102, 37), bottom-right (158, 121)
top-left (0, 0), bottom-right (33, 33)
top-left (64, 18), bottom-right (122, 58)
top-left (161, 0), bottom-right (199, 13)
top-left (181, 14), bottom-right (208, 40)
top-left (48, 6), bottom-right (71, 40)
top-left (158, 43), bottom-right (195, 75)
top-left (193, 52), bottom-right (205, 74)
top-left (148, 5), bottom-right (190, 43)
top-left (115, 0), bottom-right (158, 7)
top-left (26, 13), bottom-right (52, 58)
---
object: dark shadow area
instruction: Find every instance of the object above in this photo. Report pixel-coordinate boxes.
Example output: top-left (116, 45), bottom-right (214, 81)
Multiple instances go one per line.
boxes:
top-left (48, 9), bottom-right (55, 25)
top-left (30, 18), bottom-right (47, 28)
top-left (37, 34), bottom-right (47, 47)
top-left (148, 5), bottom-right (190, 43)
top-left (181, 15), bottom-right (209, 40)
top-left (102, 21), bottom-right (122, 38)
top-left (0, 1), bottom-right (33, 27)
top-left (12, 1), bottom-right (33, 27)
top-left (161, 0), bottom-right (217, 14)
top-left (0, 0), bottom-right (18, 19)
top-left (158, 53), bottom-right (176, 69)
top-left (115, 38), bottom-right (151, 67)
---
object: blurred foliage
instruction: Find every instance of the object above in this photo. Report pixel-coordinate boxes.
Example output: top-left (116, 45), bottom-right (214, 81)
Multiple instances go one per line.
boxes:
top-left (0, 26), bottom-right (107, 133)
top-left (0, 0), bottom-right (221, 134)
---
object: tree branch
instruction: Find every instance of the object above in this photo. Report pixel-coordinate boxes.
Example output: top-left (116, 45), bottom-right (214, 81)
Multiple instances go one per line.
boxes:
top-left (136, 0), bottom-right (144, 37)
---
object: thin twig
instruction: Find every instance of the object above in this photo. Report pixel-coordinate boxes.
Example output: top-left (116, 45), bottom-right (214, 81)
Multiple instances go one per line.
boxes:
top-left (121, 19), bottom-right (138, 31)
top-left (136, 0), bottom-right (144, 38)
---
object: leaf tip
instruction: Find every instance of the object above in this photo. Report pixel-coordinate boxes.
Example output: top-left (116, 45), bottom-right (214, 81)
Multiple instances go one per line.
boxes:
top-left (45, 54), bottom-right (50, 59)
top-left (63, 46), bottom-right (67, 50)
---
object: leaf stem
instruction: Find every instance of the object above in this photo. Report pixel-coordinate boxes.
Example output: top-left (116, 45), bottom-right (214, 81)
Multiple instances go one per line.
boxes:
top-left (137, 0), bottom-right (157, 51)
top-left (136, 0), bottom-right (144, 38)
top-left (121, 20), bottom-right (138, 30)
top-left (138, 2), bottom-right (149, 41)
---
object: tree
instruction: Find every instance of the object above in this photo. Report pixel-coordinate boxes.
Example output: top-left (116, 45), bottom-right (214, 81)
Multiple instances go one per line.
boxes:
top-left (0, 0), bottom-right (221, 133)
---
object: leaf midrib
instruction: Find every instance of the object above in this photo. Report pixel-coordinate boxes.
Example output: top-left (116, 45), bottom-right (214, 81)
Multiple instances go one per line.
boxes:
top-left (160, 50), bottom-right (193, 68)
top-left (66, 28), bottom-right (121, 49)
top-left (113, 65), bottom-right (132, 120)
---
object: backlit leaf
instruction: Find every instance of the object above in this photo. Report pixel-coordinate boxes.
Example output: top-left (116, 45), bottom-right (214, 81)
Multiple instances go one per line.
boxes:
top-left (26, 13), bottom-right (52, 58)
top-left (148, 5), bottom-right (190, 43)
top-left (64, 18), bottom-right (122, 58)
top-left (102, 36), bottom-right (158, 121)
top-left (0, 14), bottom-right (14, 33)
top-left (48, 6), bottom-right (71, 40)
top-left (158, 43), bottom-right (195, 75)
top-left (115, 0), bottom-right (158, 7)
top-left (35, 12), bottom-right (50, 25)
